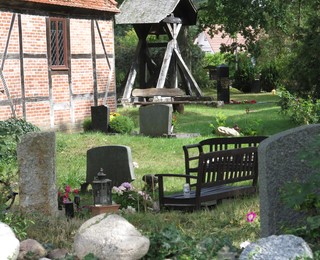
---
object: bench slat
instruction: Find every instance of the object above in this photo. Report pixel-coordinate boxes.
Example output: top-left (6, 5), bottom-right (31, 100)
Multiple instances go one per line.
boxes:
top-left (132, 88), bottom-right (185, 97)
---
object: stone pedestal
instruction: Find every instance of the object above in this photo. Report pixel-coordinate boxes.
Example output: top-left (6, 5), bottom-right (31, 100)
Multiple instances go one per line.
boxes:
top-left (90, 204), bottom-right (120, 216)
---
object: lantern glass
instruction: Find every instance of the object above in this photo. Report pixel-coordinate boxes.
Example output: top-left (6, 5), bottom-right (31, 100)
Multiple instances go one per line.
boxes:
top-left (92, 168), bottom-right (112, 205)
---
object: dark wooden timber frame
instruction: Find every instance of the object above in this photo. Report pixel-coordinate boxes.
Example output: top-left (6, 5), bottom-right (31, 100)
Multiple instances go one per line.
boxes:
top-left (121, 16), bottom-right (203, 104)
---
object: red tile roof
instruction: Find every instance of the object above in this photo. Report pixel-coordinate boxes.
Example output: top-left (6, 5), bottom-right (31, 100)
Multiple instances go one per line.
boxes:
top-left (24, 0), bottom-right (119, 13)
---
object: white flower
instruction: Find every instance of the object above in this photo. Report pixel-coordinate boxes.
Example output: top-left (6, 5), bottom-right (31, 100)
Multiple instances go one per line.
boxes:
top-left (122, 206), bottom-right (136, 214)
top-left (133, 161), bottom-right (139, 168)
top-left (240, 240), bottom-right (251, 249)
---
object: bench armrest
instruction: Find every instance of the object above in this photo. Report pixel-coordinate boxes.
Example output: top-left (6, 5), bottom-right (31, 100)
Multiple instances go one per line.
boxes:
top-left (183, 144), bottom-right (202, 176)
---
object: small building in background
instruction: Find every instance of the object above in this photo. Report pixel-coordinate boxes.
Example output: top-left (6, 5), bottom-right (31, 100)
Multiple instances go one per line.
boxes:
top-left (194, 29), bottom-right (245, 54)
top-left (0, 0), bottom-right (119, 131)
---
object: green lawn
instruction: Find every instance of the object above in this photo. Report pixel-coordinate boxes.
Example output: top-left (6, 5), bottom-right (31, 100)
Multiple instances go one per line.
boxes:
top-left (30, 91), bottom-right (299, 257)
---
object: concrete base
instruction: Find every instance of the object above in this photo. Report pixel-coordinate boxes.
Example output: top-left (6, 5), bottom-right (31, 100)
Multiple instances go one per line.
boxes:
top-left (90, 204), bottom-right (120, 216)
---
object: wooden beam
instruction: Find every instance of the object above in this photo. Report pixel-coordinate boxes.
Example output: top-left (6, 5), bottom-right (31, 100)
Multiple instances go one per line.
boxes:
top-left (122, 40), bottom-right (143, 102)
top-left (156, 40), bottom-right (174, 89)
top-left (45, 18), bottom-right (54, 128)
top-left (91, 20), bottom-right (98, 106)
top-left (18, 14), bottom-right (26, 119)
top-left (174, 48), bottom-right (202, 96)
top-left (0, 14), bottom-right (16, 117)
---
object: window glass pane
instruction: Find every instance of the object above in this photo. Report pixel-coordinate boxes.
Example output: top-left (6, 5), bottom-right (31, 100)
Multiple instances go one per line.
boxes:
top-left (58, 21), bottom-right (65, 65)
top-left (50, 21), bottom-right (57, 65)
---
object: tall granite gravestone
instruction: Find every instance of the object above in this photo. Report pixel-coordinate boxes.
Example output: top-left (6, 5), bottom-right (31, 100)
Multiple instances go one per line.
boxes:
top-left (139, 104), bottom-right (173, 137)
top-left (259, 124), bottom-right (320, 237)
top-left (91, 105), bottom-right (109, 133)
top-left (85, 145), bottom-right (135, 188)
top-left (17, 132), bottom-right (58, 216)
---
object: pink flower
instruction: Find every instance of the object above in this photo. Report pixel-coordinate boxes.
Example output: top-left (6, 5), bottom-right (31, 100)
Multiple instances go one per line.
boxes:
top-left (73, 189), bottom-right (79, 194)
top-left (121, 182), bottom-right (133, 191)
top-left (65, 185), bottom-right (71, 193)
top-left (246, 212), bottom-right (257, 222)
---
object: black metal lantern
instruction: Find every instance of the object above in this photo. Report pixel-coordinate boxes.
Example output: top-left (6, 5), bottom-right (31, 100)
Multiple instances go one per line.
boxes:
top-left (92, 168), bottom-right (112, 205)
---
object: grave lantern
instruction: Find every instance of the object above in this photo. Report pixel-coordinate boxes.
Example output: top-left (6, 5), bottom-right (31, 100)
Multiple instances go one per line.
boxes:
top-left (92, 168), bottom-right (112, 205)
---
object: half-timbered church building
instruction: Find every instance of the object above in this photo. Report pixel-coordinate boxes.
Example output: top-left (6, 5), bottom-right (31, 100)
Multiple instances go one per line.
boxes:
top-left (0, 0), bottom-right (119, 130)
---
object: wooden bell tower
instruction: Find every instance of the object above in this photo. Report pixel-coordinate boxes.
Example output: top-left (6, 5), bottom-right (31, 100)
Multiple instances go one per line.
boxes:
top-left (116, 0), bottom-right (203, 104)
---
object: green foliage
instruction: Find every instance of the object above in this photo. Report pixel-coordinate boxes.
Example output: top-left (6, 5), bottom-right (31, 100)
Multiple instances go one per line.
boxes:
top-left (144, 224), bottom-right (237, 259)
top-left (209, 112), bottom-right (227, 134)
top-left (112, 182), bottom-right (153, 212)
top-left (115, 28), bottom-right (138, 94)
top-left (232, 53), bottom-right (255, 93)
top-left (278, 88), bottom-right (320, 125)
top-left (0, 211), bottom-right (34, 240)
top-left (259, 63), bottom-right (279, 92)
top-left (109, 115), bottom-right (134, 134)
top-left (204, 52), bottom-right (226, 68)
top-left (0, 118), bottom-right (40, 163)
top-left (240, 116), bottom-right (262, 136)
top-left (281, 135), bottom-right (320, 249)
top-left (82, 118), bottom-right (93, 132)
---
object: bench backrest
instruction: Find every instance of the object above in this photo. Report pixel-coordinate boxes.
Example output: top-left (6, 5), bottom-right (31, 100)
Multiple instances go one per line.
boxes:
top-left (132, 88), bottom-right (185, 98)
top-left (196, 147), bottom-right (258, 191)
top-left (199, 136), bottom-right (267, 153)
top-left (183, 136), bottom-right (267, 176)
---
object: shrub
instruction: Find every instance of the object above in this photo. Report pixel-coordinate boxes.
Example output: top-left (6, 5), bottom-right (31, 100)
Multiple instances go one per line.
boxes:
top-left (278, 88), bottom-right (320, 125)
top-left (0, 118), bottom-right (40, 163)
top-left (109, 115), bottom-right (134, 134)
top-left (232, 53), bottom-right (255, 93)
top-left (82, 118), bottom-right (93, 132)
top-left (260, 63), bottom-right (279, 92)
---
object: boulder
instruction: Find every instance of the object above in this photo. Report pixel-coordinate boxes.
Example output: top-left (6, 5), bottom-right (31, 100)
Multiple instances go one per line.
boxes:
top-left (216, 126), bottom-right (240, 137)
top-left (73, 214), bottom-right (150, 260)
top-left (0, 222), bottom-right (20, 260)
top-left (240, 235), bottom-right (313, 260)
top-left (47, 248), bottom-right (69, 259)
top-left (18, 239), bottom-right (47, 259)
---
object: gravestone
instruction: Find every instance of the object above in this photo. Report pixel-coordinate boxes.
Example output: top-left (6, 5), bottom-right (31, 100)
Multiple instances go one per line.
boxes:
top-left (91, 105), bottom-right (109, 133)
top-left (17, 131), bottom-right (58, 216)
top-left (139, 104), bottom-right (172, 137)
top-left (85, 145), bottom-right (135, 188)
top-left (258, 124), bottom-right (320, 237)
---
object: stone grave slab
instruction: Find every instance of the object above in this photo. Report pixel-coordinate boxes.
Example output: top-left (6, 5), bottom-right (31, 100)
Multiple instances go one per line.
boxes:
top-left (258, 124), bottom-right (320, 237)
top-left (17, 131), bottom-right (58, 216)
top-left (139, 104), bottom-right (172, 137)
top-left (86, 145), bottom-right (135, 188)
top-left (91, 105), bottom-right (109, 133)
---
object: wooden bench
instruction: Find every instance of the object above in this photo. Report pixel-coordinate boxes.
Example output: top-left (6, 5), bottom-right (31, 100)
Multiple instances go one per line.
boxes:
top-left (183, 136), bottom-right (267, 180)
top-left (131, 88), bottom-right (215, 110)
top-left (156, 146), bottom-right (259, 210)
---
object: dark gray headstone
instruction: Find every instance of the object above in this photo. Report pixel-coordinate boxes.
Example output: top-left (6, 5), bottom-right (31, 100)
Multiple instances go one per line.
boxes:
top-left (86, 145), bottom-right (135, 187)
top-left (259, 124), bottom-right (320, 237)
top-left (91, 105), bottom-right (109, 133)
top-left (139, 104), bottom-right (172, 137)
top-left (17, 131), bottom-right (58, 216)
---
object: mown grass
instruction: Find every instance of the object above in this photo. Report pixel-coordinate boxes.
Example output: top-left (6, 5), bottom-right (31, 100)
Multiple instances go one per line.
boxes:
top-left (27, 91), bottom-right (298, 255)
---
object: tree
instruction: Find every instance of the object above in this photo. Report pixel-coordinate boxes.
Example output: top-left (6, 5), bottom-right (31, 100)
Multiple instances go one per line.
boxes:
top-left (198, 0), bottom-right (320, 97)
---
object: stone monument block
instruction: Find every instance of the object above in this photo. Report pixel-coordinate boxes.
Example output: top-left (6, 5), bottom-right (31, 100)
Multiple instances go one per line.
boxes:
top-left (91, 105), bottom-right (109, 133)
top-left (17, 131), bottom-right (58, 216)
top-left (86, 145), bottom-right (135, 188)
top-left (139, 104), bottom-right (172, 137)
top-left (258, 124), bottom-right (320, 237)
